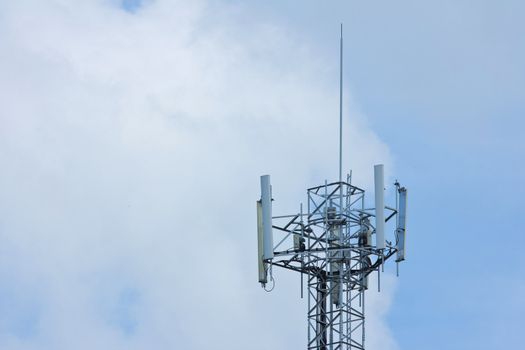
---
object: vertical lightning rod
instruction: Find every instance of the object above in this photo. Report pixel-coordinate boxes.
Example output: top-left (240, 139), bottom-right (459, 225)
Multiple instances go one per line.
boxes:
top-left (339, 24), bottom-right (343, 183)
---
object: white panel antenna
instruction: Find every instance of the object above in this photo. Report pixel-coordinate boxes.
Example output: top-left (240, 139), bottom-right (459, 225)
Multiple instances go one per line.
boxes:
top-left (396, 186), bottom-right (407, 261)
top-left (256, 201), bottom-right (267, 284)
top-left (374, 164), bottom-right (385, 249)
top-left (260, 175), bottom-right (274, 260)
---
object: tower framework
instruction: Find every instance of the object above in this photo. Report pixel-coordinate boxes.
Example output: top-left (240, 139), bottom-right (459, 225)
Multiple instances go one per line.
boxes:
top-left (258, 173), bottom-right (406, 350)
top-left (256, 25), bottom-right (407, 350)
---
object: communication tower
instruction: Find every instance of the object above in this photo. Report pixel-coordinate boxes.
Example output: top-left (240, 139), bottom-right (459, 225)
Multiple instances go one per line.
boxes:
top-left (256, 26), bottom-right (408, 350)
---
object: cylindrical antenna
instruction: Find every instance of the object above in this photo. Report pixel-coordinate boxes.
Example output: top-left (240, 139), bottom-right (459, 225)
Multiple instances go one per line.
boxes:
top-left (339, 23), bottom-right (343, 183)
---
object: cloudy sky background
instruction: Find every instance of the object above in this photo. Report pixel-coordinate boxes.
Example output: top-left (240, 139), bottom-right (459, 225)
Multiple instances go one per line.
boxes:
top-left (0, 0), bottom-right (524, 349)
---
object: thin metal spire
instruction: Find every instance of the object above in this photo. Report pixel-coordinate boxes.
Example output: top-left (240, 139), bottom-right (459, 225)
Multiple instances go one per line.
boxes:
top-left (339, 23), bottom-right (343, 183)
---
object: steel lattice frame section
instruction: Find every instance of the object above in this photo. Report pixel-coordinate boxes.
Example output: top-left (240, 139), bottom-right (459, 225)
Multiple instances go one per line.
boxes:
top-left (269, 176), bottom-right (398, 350)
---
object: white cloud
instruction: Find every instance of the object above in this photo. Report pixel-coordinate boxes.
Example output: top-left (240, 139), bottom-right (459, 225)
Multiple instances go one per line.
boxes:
top-left (0, 1), bottom-right (395, 349)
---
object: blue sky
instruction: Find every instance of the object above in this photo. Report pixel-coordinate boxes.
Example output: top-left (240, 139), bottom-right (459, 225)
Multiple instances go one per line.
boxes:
top-left (246, 1), bottom-right (525, 349)
top-left (263, 1), bottom-right (525, 349)
top-left (0, 1), bottom-right (524, 349)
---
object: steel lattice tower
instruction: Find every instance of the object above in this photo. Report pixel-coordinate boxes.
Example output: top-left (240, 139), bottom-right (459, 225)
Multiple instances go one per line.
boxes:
top-left (256, 25), bottom-right (408, 350)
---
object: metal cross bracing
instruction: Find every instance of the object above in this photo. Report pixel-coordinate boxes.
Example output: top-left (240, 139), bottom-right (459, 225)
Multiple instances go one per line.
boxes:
top-left (268, 175), bottom-right (400, 350)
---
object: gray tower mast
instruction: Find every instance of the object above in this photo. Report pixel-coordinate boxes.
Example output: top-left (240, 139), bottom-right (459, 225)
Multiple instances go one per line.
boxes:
top-left (256, 26), bottom-right (408, 350)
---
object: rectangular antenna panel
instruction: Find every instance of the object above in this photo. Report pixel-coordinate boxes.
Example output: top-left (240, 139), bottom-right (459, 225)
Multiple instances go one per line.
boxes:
top-left (257, 201), bottom-right (267, 284)
top-left (396, 187), bottom-right (407, 261)
top-left (374, 165), bottom-right (385, 249)
top-left (260, 175), bottom-right (274, 260)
